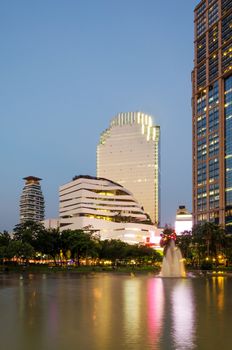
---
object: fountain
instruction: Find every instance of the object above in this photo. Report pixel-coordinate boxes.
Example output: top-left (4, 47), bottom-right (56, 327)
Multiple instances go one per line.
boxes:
top-left (160, 239), bottom-right (186, 277)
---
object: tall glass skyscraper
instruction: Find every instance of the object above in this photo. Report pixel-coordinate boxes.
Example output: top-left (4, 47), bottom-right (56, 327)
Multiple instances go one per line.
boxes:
top-left (192, 0), bottom-right (232, 230)
top-left (97, 112), bottom-right (160, 225)
top-left (20, 176), bottom-right (45, 223)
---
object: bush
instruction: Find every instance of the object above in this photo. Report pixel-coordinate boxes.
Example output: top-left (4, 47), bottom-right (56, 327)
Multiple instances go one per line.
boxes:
top-left (200, 261), bottom-right (213, 270)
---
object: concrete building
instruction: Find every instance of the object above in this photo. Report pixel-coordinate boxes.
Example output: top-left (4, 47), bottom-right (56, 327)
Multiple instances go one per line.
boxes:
top-left (192, 0), bottom-right (232, 230)
top-left (175, 205), bottom-right (193, 235)
top-left (43, 218), bottom-right (60, 229)
top-left (20, 176), bottom-right (45, 223)
top-left (59, 175), bottom-right (155, 245)
top-left (97, 112), bottom-right (160, 225)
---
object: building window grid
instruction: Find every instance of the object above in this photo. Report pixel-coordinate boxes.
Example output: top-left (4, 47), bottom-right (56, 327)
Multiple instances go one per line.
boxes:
top-left (225, 77), bottom-right (232, 214)
top-left (197, 14), bottom-right (206, 37)
top-left (209, 25), bottom-right (218, 54)
top-left (197, 213), bottom-right (208, 223)
top-left (208, 159), bottom-right (219, 208)
top-left (208, 0), bottom-right (217, 5)
top-left (197, 114), bottom-right (207, 137)
top-left (196, 2), bottom-right (206, 17)
top-left (194, 0), bottom-right (232, 226)
top-left (196, 77), bottom-right (220, 211)
top-left (209, 107), bottom-right (219, 133)
top-left (197, 137), bottom-right (207, 161)
top-left (208, 81), bottom-right (219, 105)
top-left (197, 63), bottom-right (206, 88)
top-left (209, 54), bottom-right (219, 82)
top-left (197, 196), bottom-right (207, 212)
top-left (222, 42), bottom-right (232, 74)
top-left (197, 36), bottom-right (206, 64)
top-left (197, 162), bottom-right (207, 186)
top-left (222, 0), bottom-right (232, 16)
top-left (197, 92), bottom-right (206, 115)
top-left (208, 3), bottom-right (218, 27)
top-left (209, 137), bottom-right (219, 158)
top-left (209, 157), bottom-right (219, 180)
top-left (222, 12), bottom-right (232, 45)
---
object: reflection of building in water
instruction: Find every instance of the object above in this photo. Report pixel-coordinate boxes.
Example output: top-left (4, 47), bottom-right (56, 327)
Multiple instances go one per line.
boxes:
top-left (91, 278), bottom-right (112, 349)
top-left (123, 279), bottom-right (141, 345)
top-left (171, 281), bottom-right (195, 349)
top-left (147, 278), bottom-right (164, 348)
top-left (211, 277), bottom-right (225, 312)
top-left (175, 205), bottom-right (192, 235)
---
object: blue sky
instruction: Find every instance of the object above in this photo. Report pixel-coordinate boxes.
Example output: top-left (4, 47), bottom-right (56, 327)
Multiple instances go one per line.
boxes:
top-left (0, 0), bottom-right (199, 231)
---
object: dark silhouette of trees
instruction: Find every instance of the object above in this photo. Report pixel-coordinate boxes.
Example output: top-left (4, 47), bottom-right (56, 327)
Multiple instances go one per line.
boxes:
top-left (1, 220), bottom-right (232, 269)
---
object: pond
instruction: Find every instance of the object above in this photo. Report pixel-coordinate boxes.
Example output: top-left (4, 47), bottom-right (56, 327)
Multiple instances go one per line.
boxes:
top-left (0, 272), bottom-right (231, 350)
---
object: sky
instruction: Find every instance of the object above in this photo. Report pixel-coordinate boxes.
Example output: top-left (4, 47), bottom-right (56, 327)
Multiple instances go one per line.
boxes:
top-left (0, 0), bottom-right (199, 232)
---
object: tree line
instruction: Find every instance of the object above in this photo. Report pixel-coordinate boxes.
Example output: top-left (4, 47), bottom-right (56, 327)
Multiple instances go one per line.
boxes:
top-left (176, 222), bottom-right (232, 269)
top-left (1, 220), bottom-right (232, 270)
top-left (0, 221), bottom-right (162, 267)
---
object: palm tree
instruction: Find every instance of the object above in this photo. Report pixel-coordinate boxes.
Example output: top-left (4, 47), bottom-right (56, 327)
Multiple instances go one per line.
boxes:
top-left (192, 222), bottom-right (225, 264)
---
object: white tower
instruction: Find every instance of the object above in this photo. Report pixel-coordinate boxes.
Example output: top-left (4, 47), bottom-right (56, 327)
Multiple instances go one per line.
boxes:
top-left (97, 112), bottom-right (160, 225)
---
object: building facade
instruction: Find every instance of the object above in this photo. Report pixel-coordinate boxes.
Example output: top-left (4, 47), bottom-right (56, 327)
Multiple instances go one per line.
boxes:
top-left (20, 176), bottom-right (45, 223)
top-left (97, 112), bottom-right (160, 225)
top-left (59, 175), bottom-right (156, 245)
top-left (192, 0), bottom-right (232, 230)
top-left (175, 205), bottom-right (193, 235)
top-left (43, 218), bottom-right (60, 229)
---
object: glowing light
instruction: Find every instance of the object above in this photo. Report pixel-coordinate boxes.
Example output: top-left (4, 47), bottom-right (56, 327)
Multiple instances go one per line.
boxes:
top-left (171, 281), bottom-right (196, 349)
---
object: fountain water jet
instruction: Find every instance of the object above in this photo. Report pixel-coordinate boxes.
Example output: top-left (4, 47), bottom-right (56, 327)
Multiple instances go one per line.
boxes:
top-left (160, 240), bottom-right (186, 277)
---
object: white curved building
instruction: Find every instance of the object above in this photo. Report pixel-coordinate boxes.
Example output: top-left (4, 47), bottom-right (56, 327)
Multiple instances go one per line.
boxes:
top-left (59, 175), bottom-right (155, 245)
top-left (97, 112), bottom-right (160, 225)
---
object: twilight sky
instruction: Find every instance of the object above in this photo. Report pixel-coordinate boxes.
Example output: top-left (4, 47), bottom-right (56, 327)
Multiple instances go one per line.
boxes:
top-left (0, 0), bottom-right (199, 231)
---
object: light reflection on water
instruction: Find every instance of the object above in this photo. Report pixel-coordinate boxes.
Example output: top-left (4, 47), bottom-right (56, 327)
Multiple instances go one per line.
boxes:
top-left (147, 278), bottom-right (164, 349)
top-left (123, 277), bottom-right (141, 346)
top-left (0, 273), bottom-right (232, 350)
top-left (171, 280), bottom-right (195, 349)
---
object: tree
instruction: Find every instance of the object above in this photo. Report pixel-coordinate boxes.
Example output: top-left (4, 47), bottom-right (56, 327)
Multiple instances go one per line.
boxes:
top-left (99, 239), bottom-right (128, 264)
top-left (0, 231), bottom-right (11, 247)
top-left (192, 222), bottom-right (226, 265)
top-left (59, 229), bottom-right (100, 266)
top-left (6, 241), bottom-right (34, 262)
top-left (36, 228), bottom-right (61, 265)
top-left (0, 231), bottom-right (12, 263)
top-left (13, 220), bottom-right (45, 248)
top-left (69, 229), bottom-right (100, 266)
top-left (224, 234), bottom-right (232, 265)
top-left (134, 245), bottom-right (162, 265)
top-left (176, 231), bottom-right (193, 264)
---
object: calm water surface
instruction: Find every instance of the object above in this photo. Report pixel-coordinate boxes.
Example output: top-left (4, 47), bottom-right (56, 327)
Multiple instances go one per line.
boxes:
top-left (0, 272), bottom-right (231, 350)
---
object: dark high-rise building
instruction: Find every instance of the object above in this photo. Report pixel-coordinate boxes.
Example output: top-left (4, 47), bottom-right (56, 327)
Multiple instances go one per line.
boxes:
top-left (20, 176), bottom-right (45, 223)
top-left (192, 0), bottom-right (232, 230)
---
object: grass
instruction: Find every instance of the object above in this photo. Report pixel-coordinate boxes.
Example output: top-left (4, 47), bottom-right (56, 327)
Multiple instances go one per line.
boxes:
top-left (0, 263), bottom-right (161, 274)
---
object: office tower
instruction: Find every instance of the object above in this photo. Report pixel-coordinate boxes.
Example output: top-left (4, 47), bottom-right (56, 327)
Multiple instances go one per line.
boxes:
top-left (20, 176), bottom-right (45, 223)
top-left (97, 112), bottom-right (160, 225)
top-left (59, 175), bottom-right (155, 244)
top-left (192, 0), bottom-right (232, 230)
